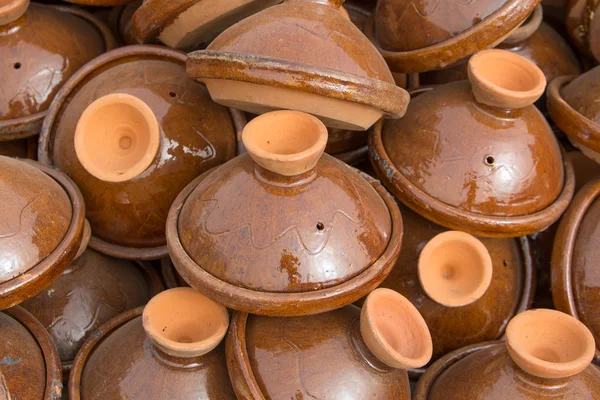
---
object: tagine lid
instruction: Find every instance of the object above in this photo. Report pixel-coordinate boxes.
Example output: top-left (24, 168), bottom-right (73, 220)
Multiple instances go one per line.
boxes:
top-left (0, 157), bottom-right (85, 310)
top-left (60, 0), bottom-right (138, 6)
top-left (168, 111), bottom-right (402, 316)
top-left (186, 0), bottom-right (409, 131)
top-left (547, 66), bottom-right (600, 154)
top-left (0, 2), bottom-right (116, 140)
top-left (0, 306), bottom-right (62, 400)
top-left (370, 50), bottom-right (574, 237)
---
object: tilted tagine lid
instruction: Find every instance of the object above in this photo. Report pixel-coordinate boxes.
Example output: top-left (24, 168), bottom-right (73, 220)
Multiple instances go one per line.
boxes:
top-left (132, 0), bottom-right (281, 50)
top-left (0, 156), bottom-right (85, 310)
top-left (547, 66), bottom-right (600, 162)
top-left (227, 288), bottom-right (432, 399)
top-left (0, 306), bottom-right (62, 399)
top-left (39, 45), bottom-right (240, 261)
top-left (69, 287), bottom-right (235, 399)
top-left (0, 1), bottom-right (115, 142)
top-left (414, 309), bottom-right (600, 399)
top-left (552, 176), bottom-right (600, 360)
top-left (363, 205), bottom-right (533, 373)
top-left (167, 110), bottom-right (403, 316)
top-left (566, 0), bottom-right (600, 64)
top-left (367, 0), bottom-right (540, 72)
top-left (370, 49), bottom-right (575, 237)
top-left (186, 0), bottom-right (409, 131)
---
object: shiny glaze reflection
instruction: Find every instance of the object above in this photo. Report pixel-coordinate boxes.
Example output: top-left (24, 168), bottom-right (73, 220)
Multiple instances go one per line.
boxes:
top-left (178, 153), bottom-right (391, 293)
top-left (51, 58), bottom-right (236, 248)
top-left (382, 81), bottom-right (564, 217)
top-left (80, 316), bottom-right (235, 399)
top-left (427, 344), bottom-right (600, 399)
top-left (561, 66), bottom-right (600, 124)
top-left (0, 157), bottom-right (71, 284)
top-left (0, 3), bottom-right (106, 121)
top-left (246, 305), bottom-right (410, 399)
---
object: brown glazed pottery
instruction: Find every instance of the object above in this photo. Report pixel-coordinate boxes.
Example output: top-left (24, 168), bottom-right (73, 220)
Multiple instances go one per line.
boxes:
top-left (69, 287), bottom-right (235, 399)
top-left (108, 0), bottom-right (143, 46)
top-left (0, 306), bottom-right (62, 399)
top-left (326, 127), bottom-right (368, 165)
top-left (414, 310), bottom-right (600, 399)
top-left (160, 257), bottom-right (189, 289)
top-left (368, 0), bottom-right (540, 72)
top-left (187, 0), bottom-right (409, 131)
top-left (552, 176), bottom-right (600, 360)
top-left (0, 1), bottom-right (115, 143)
top-left (132, 0), bottom-right (281, 50)
top-left (0, 156), bottom-right (85, 310)
top-left (39, 45), bottom-right (241, 260)
top-left (365, 205), bottom-right (533, 371)
top-left (167, 110), bottom-right (403, 316)
top-left (370, 49), bottom-right (575, 237)
top-left (227, 288), bottom-right (432, 399)
top-left (566, 0), bottom-right (600, 64)
top-left (0, 137), bottom-right (37, 159)
top-left (547, 66), bottom-right (600, 160)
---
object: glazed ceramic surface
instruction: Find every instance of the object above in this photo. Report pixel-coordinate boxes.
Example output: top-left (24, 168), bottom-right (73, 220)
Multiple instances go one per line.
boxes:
top-left (566, 0), bottom-right (600, 63)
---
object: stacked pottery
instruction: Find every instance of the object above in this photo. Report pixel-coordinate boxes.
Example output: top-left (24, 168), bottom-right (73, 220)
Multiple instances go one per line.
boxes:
top-left (565, 0), bottom-right (600, 64)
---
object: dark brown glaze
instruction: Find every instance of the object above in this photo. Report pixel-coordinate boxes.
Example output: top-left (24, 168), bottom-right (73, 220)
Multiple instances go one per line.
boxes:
top-left (358, 205), bottom-right (533, 368)
top-left (370, 84), bottom-right (575, 237)
top-left (227, 309), bottom-right (410, 399)
top-left (0, 3), bottom-right (115, 141)
top-left (0, 137), bottom-right (37, 159)
top-left (566, 0), bottom-right (600, 63)
top-left (160, 257), bottom-right (188, 289)
top-left (69, 307), bottom-right (235, 399)
top-left (344, 0), bottom-right (373, 32)
top-left (39, 45), bottom-right (238, 260)
top-left (109, 0), bottom-right (143, 46)
top-left (0, 158), bottom-right (85, 310)
top-left (167, 163), bottom-right (403, 316)
top-left (1, 306), bottom-right (62, 400)
top-left (20, 250), bottom-right (164, 374)
top-left (414, 341), bottom-right (600, 399)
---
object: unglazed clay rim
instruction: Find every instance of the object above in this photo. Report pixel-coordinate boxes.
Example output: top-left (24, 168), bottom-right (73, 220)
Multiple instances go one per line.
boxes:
top-left (551, 177), bottom-right (600, 360)
top-left (369, 119), bottom-right (576, 237)
top-left (547, 75), bottom-right (600, 154)
top-left (69, 307), bottom-right (143, 399)
top-left (38, 45), bottom-right (244, 261)
top-left (0, 160), bottom-right (85, 310)
top-left (0, 4), bottom-right (117, 141)
top-left (167, 164), bottom-right (404, 316)
top-left (186, 51), bottom-right (410, 119)
top-left (365, 0), bottom-right (542, 73)
top-left (0, 0), bottom-right (28, 26)
top-left (4, 306), bottom-right (63, 400)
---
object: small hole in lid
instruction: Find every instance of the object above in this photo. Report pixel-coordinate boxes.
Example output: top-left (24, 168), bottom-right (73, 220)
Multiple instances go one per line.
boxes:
top-left (14, 63), bottom-right (21, 70)
top-left (169, 92), bottom-right (176, 98)
top-left (316, 222), bottom-right (325, 231)
top-left (485, 156), bottom-right (495, 165)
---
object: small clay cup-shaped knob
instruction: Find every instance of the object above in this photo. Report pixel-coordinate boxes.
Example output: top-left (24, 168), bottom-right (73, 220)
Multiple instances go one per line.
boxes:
top-left (0, 0), bottom-right (28, 25)
top-left (468, 49), bottom-right (546, 109)
top-left (418, 231), bottom-right (493, 307)
top-left (75, 93), bottom-right (160, 183)
top-left (142, 287), bottom-right (229, 358)
top-left (506, 309), bottom-right (596, 379)
top-left (242, 110), bottom-right (328, 177)
top-left (360, 288), bottom-right (433, 369)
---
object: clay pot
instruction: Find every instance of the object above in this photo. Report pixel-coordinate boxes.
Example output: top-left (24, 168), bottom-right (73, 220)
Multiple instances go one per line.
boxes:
top-left (326, 127), bottom-right (369, 165)
top-left (227, 288), bottom-right (432, 399)
top-left (415, 310), bottom-right (600, 399)
top-left (0, 137), bottom-right (37, 159)
top-left (0, 306), bottom-right (62, 399)
top-left (187, 0), bottom-right (408, 131)
top-left (160, 257), bottom-right (188, 289)
top-left (0, 156), bottom-right (85, 310)
top-left (108, 0), bottom-right (143, 46)
top-left (38, 45), bottom-right (240, 260)
top-left (361, 205), bottom-right (533, 371)
top-left (69, 287), bottom-right (235, 399)
top-left (0, 2), bottom-right (115, 144)
top-left (370, 49), bottom-right (574, 237)
top-left (566, 0), bottom-right (600, 64)
top-left (167, 110), bottom-right (402, 316)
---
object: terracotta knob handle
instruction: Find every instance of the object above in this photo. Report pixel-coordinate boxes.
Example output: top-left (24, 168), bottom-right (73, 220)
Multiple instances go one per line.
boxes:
top-left (506, 309), bottom-right (596, 379)
top-left (503, 5), bottom-right (543, 45)
top-left (0, 0), bottom-right (28, 26)
top-left (74, 219), bottom-right (91, 260)
top-left (75, 93), bottom-right (160, 183)
top-left (142, 287), bottom-right (229, 358)
top-left (242, 110), bottom-right (328, 176)
top-left (360, 288), bottom-right (433, 369)
top-left (468, 49), bottom-right (546, 109)
top-left (418, 231), bottom-right (492, 307)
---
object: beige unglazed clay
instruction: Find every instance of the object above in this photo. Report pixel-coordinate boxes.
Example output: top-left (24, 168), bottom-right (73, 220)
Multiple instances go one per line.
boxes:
top-left (468, 49), bottom-right (546, 109)
top-left (74, 93), bottom-right (160, 183)
top-left (506, 309), bottom-right (596, 379)
top-left (0, 0), bottom-right (28, 25)
top-left (360, 288), bottom-right (433, 369)
top-left (242, 110), bottom-right (328, 176)
top-left (142, 287), bottom-right (229, 358)
top-left (418, 231), bottom-right (493, 307)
